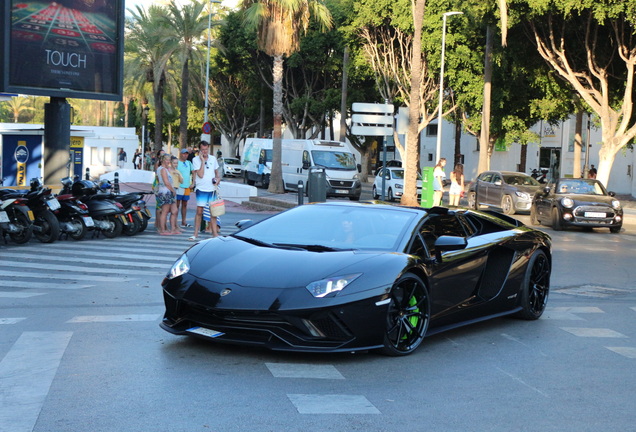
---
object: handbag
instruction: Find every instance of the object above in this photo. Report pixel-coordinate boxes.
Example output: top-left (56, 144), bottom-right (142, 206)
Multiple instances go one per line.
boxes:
top-left (209, 195), bottom-right (225, 217)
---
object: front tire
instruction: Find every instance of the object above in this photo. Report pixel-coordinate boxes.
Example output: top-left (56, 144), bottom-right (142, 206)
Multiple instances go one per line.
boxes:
top-left (501, 195), bottom-right (515, 215)
top-left (34, 210), bottom-right (60, 243)
top-left (388, 188), bottom-right (394, 202)
top-left (122, 213), bottom-right (141, 236)
top-left (380, 272), bottom-right (430, 356)
top-left (552, 207), bottom-right (563, 231)
top-left (101, 216), bottom-right (123, 238)
top-left (372, 185), bottom-right (379, 200)
top-left (467, 192), bottom-right (478, 209)
top-left (68, 217), bottom-right (87, 240)
top-left (515, 249), bottom-right (550, 320)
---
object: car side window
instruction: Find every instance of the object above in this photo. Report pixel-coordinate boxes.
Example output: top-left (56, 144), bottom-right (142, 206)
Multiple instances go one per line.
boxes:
top-left (480, 173), bottom-right (493, 183)
top-left (418, 214), bottom-right (467, 256)
top-left (491, 174), bottom-right (501, 184)
top-left (407, 233), bottom-right (427, 258)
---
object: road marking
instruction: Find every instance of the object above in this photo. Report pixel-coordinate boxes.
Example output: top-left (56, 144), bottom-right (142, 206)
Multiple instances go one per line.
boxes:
top-left (496, 367), bottom-right (549, 397)
top-left (560, 327), bottom-right (628, 338)
top-left (67, 314), bottom-right (161, 323)
top-left (543, 306), bottom-right (604, 320)
top-left (0, 292), bottom-right (46, 298)
top-left (266, 363), bottom-right (345, 379)
top-left (0, 318), bottom-right (26, 324)
top-left (605, 347), bottom-right (636, 359)
top-left (0, 331), bottom-right (72, 432)
top-left (287, 394), bottom-right (380, 414)
top-left (2, 280), bottom-right (94, 290)
top-left (0, 270), bottom-right (131, 283)
top-left (3, 252), bottom-right (171, 268)
top-left (555, 286), bottom-right (629, 298)
top-left (0, 260), bottom-right (158, 276)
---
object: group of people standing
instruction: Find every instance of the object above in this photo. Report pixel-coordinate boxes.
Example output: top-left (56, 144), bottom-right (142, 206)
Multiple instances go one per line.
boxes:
top-left (433, 157), bottom-right (464, 207)
top-left (154, 141), bottom-right (222, 240)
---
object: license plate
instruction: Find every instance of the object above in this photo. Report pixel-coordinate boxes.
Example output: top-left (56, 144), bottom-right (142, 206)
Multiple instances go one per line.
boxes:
top-left (335, 189), bottom-right (348, 194)
top-left (584, 211), bottom-right (606, 218)
top-left (0, 211), bottom-right (9, 223)
top-left (46, 198), bottom-right (61, 211)
top-left (27, 210), bottom-right (35, 221)
top-left (83, 216), bottom-right (94, 227)
top-left (187, 326), bottom-right (224, 338)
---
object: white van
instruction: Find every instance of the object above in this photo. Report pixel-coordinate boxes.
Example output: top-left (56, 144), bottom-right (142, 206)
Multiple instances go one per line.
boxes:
top-left (282, 139), bottom-right (361, 200)
top-left (241, 138), bottom-right (273, 187)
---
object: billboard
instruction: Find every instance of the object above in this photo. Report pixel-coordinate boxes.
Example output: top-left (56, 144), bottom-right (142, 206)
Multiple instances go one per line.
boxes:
top-left (0, 0), bottom-right (123, 101)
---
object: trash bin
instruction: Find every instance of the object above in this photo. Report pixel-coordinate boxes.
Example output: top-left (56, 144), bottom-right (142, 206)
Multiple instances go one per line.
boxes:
top-left (308, 167), bottom-right (327, 202)
top-left (420, 166), bottom-right (434, 208)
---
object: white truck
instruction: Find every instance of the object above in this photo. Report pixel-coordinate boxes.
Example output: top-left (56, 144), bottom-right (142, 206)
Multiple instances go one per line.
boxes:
top-left (242, 138), bottom-right (362, 200)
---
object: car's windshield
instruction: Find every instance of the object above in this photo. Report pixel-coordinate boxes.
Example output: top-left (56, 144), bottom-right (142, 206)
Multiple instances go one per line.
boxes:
top-left (224, 158), bottom-right (240, 165)
top-left (235, 204), bottom-right (417, 251)
top-left (503, 174), bottom-right (540, 186)
top-left (556, 179), bottom-right (606, 195)
top-left (311, 151), bottom-right (356, 170)
top-left (390, 169), bottom-right (405, 179)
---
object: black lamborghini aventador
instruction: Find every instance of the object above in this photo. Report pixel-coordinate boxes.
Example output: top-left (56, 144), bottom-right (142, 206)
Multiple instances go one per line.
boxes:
top-left (160, 202), bottom-right (552, 356)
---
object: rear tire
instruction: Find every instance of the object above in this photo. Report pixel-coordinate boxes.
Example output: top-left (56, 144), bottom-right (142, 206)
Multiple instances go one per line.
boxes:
top-left (122, 213), bottom-right (141, 236)
top-left (68, 217), bottom-right (87, 240)
top-left (8, 211), bottom-right (33, 244)
top-left (101, 216), bottom-right (123, 238)
top-left (515, 249), bottom-right (550, 320)
top-left (34, 210), bottom-right (60, 243)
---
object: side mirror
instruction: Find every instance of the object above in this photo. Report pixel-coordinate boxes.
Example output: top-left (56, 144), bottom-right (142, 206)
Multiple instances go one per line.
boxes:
top-left (357, 163), bottom-right (362, 173)
top-left (235, 219), bottom-right (255, 230)
top-left (434, 235), bottom-right (467, 262)
top-left (608, 191), bottom-right (616, 197)
top-left (302, 161), bottom-right (311, 170)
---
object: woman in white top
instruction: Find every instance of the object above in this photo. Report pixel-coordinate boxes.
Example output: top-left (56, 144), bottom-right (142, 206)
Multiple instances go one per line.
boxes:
top-left (433, 158), bottom-right (447, 206)
top-left (448, 163), bottom-right (464, 207)
top-left (156, 154), bottom-right (180, 235)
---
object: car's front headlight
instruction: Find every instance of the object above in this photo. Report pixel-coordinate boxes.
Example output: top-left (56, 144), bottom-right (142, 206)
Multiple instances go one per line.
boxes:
top-left (395, 183), bottom-right (403, 189)
top-left (515, 191), bottom-right (530, 200)
top-left (612, 199), bottom-right (621, 209)
top-left (167, 254), bottom-right (190, 279)
top-left (306, 273), bottom-right (362, 298)
top-left (561, 197), bottom-right (574, 208)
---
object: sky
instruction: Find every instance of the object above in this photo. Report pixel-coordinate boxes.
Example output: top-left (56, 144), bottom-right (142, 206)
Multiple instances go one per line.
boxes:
top-left (125, 0), bottom-right (238, 13)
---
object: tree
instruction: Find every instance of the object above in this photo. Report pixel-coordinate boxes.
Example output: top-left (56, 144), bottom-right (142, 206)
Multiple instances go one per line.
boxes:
top-left (162, 0), bottom-right (210, 150)
top-left (125, 5), bottom-right (177, 152)
top-left (5, 96), bottom-right (34, 123)
top-left (241, 0), bottom-right (333, 194)
top-left (520, 1), bottom-right (636, 186)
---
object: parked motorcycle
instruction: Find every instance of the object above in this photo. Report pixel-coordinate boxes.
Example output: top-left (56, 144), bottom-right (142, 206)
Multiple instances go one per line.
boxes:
top-left (97, 180), bottom-right (153, 236)
top-left (0, 179), bottom-right (62, 243)
top-left (0, 190), bottom-right (34, 244)
top-left (54, 189), bottom-right (94, 241)
top-left (60, 177), bottom-right (128, 238)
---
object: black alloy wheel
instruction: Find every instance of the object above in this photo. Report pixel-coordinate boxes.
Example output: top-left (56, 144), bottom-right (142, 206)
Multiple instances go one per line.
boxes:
top-left (34, 209), bottom-right (61, 243)
top-left (381, 272), bottom-right (430, 356)
top-left (515, 249), bottom-right (550, 320)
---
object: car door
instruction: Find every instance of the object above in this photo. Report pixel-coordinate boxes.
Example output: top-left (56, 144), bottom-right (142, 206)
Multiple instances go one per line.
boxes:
top-left (475, 173), bottom-right (492, 205)
top-left (409, 213), bottom-right (485, 318)
top-left (486, 173), bottom-right (504, 206)
top-left (534, 183), bottom-right (554, 222)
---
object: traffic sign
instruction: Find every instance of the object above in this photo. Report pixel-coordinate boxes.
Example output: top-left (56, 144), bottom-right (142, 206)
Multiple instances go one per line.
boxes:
top-left (351, 102), bottom-right (394, 136)
top-left (202, 121), bottom-right (212, 134)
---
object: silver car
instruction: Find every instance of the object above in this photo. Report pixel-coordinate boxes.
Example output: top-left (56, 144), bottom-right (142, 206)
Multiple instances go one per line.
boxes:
top-left (467, 171), bottom-right (542, 215)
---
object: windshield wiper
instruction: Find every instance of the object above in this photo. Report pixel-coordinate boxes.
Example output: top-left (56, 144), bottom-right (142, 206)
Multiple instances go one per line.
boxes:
top-left (272, 243), bottom-right (346, 252)
top-left (233, 235), bottom-right (275, 248)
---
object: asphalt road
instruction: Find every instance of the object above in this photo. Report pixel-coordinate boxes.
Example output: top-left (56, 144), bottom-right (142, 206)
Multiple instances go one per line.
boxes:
top-left (1, 190), bottom-right (635, 432)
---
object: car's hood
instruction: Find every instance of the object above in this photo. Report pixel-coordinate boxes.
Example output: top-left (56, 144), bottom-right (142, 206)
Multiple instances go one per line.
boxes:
top-left (566, 194), bottom-right (619, 207)
top-left (188, 236), bottom-right (378, 288)
top-left (513, 185), bottom-right (542, 194)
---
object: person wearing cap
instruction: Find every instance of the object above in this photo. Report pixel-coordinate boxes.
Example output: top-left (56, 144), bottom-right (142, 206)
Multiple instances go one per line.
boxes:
top-left (176, 148), bottom-right (194, 228)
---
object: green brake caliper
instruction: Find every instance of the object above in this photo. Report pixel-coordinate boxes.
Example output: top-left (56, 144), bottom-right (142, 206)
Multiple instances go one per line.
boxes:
top-left (401, 295), bottom-right (420, 340)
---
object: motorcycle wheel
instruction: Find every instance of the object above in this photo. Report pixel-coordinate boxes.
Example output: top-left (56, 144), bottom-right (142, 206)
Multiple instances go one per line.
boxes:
top-left (34, 209), bottom-right (61, 243)
top-left (101, 216), bottom-right (123, 238)
top-left (69, 217), bottom-right (87, 241)
top-left (8, 211), bottom-right (33, 244)
top-left (138, 215), bottom-right (149, 232)
top-left (122, 213), bottom-right (141, 236)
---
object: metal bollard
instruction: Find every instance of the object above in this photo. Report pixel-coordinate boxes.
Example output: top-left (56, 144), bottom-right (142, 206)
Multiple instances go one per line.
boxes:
top-left (114, 172), bottom-right (120, 193)
top-left (85, 167), bottom-right (90, 180)
top-left (297, 181), bottom-right (304, 206)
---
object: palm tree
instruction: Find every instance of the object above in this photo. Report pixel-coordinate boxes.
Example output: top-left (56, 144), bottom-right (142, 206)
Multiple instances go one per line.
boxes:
top-left (241, 0), bottom-right (332, 193)
top-left (6, 96), bottom-right (34, 123)
top-left (126, 5), bottom-right (177, 152)
top-left (162, 0), bottom-right (211, 150)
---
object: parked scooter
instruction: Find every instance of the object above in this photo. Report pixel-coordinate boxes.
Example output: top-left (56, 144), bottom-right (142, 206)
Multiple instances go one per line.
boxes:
top-left (0, 179), bottom-right (62, 243)
top-left (97, 180), bottom-right (153, 236)
top-left (0, 190), bottom-right (34, 244)
top-left (60, 177), bottom-right (128, 238)
top-left (54, 187), bottom-right (94, 241)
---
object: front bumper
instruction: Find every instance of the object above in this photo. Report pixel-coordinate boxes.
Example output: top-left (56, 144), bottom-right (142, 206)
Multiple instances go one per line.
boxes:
top-left (326, 179), bottom-right (362, 199)
top-left (561, 205), bottom-right (623, 228)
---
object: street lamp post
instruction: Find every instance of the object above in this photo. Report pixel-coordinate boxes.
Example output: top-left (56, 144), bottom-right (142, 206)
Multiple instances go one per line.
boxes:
top-left (202, 0), bottom-right (222, 143)
top-left (435, 11), bottom-right (462, 163)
